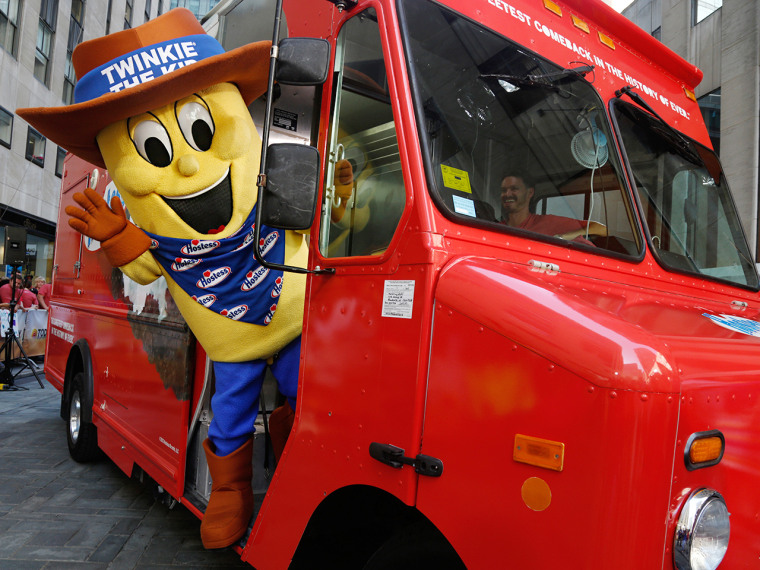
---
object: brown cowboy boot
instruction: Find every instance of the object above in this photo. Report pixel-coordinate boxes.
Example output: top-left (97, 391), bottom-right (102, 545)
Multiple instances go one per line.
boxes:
top-left (201, 438), bottom-right (254, 549)
top-left (269, 401), bottom-right (295, 462)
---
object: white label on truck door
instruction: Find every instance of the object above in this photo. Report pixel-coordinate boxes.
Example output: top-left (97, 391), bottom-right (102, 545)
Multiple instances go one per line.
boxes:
top-left (382, 280), bottom-right (415, 319)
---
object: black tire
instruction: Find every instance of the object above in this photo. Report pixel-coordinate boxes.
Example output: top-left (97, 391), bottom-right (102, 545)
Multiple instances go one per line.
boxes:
top-left (66, 372), bottom-right (99, 462)
top-left (363, 523), bottom-right (466, 570)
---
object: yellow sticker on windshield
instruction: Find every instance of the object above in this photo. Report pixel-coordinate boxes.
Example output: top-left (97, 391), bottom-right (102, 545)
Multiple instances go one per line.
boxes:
top-left (441, 165), bottom-right (472, 194)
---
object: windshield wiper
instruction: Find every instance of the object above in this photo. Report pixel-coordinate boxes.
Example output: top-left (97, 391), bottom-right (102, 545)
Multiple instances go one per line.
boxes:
top-left (615, 85), bottom-right (702, 165)
top-left (480, 64), bottom-right (595, 93)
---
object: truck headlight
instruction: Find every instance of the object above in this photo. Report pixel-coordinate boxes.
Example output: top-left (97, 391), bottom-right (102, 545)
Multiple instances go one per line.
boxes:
top-left (674, 488), bottom-right (730, 570)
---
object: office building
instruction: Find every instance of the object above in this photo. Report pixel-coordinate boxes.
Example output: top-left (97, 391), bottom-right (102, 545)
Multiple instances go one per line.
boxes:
top-left (622, 0), bottom-right (760, 257)
top-left (0, 0), bottom-right (214, 278)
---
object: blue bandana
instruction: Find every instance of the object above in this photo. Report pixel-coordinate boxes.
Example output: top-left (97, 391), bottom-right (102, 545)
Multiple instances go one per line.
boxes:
top-left (74, 34), bottom-right (224, 103)
top-left (144, 207), bottom-right (285, 325)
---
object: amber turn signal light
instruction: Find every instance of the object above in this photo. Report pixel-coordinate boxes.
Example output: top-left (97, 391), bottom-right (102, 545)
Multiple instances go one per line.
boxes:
top-left (685, 430), bottom-right (724, 471)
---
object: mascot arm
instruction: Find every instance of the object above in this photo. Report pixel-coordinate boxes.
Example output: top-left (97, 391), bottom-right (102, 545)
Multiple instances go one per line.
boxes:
top-left (118, 250), bottom-right (163, 285)
top-left (330, 159), bottom-right (355, 223)
top-left (66, 187), bottom-right (152, 267)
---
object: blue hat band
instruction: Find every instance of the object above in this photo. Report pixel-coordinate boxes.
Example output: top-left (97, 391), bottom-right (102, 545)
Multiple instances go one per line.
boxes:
top-left (74, 34), bottom-right (225, 104)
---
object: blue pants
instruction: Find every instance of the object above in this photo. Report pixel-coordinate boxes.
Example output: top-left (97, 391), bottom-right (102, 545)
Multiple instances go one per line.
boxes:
top-left (208, 336), bottom-right (300, 456)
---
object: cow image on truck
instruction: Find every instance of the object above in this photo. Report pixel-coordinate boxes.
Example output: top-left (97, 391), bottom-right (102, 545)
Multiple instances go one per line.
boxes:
top-left (44, 0), bottom-right (760, 568)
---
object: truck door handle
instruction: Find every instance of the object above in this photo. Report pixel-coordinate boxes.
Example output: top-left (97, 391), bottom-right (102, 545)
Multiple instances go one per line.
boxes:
top-left (369, 442), bottom-right (443, 477)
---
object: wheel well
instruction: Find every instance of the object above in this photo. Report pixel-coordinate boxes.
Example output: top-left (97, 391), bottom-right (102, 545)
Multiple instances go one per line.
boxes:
top-left (290, 485), bottom-right (458, 569)
top-left (62, 339), bottom-right (94, 422)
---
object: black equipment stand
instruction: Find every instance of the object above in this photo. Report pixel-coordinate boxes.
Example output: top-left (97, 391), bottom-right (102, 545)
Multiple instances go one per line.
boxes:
top-left (0, 271), bottom-right (44, 391)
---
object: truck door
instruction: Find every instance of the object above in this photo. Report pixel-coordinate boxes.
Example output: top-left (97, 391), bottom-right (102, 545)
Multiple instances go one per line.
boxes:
top-left (302, 4), bottom-right (426, 502)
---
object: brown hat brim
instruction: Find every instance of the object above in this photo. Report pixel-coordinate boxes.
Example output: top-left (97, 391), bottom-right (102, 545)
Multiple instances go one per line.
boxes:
top-left (17, 40), bottom-right (271, 168)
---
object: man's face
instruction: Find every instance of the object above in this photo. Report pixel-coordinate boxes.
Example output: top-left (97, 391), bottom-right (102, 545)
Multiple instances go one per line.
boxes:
top-left (501, 176), bottom-right (534, 216)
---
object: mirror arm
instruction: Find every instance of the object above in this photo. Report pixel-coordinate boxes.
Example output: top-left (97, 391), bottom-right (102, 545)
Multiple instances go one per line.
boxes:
top-left (255, 0), bottom-right (334, 276)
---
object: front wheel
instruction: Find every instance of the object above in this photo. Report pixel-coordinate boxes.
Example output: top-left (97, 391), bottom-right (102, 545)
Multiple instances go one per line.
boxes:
top-left (66, 372), bottom-right (99, 462)
top-left (363, 523), bottom-right (466, 570)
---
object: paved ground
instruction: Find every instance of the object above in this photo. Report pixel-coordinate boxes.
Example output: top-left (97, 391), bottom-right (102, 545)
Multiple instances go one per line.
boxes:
top-left (0, 369), bottom-right (249, 569)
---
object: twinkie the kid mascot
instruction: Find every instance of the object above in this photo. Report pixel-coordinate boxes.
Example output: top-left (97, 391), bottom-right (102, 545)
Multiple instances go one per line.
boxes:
top-left (18, 9), bottom-right (310, 549)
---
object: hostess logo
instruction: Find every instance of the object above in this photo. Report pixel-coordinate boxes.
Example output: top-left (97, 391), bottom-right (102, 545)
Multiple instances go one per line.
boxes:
top-left (74, 35), bottom-right (226, 103)
top-left (149, 239), bottom-right (159, 250)
top-left (196, 266), bottom-right (231, 289)
top-left (241, 266), bottom-right (269, 292)
top-left (271, 276), bottom-right (283, 298)
top-left (234, 225), bottom-right (257, 252)
top-left (171, 257), bottom-right (202, 272)
top-left (221, 305), bottom-right (248, 320)
top-left (192, 293), bottom-right (217, 308)
top-left (181, 239), bottom-right (220, 256)
top-left (264, 303), bottom-right (278, 324)
top-left (259, 231), bottom-right (279, 257)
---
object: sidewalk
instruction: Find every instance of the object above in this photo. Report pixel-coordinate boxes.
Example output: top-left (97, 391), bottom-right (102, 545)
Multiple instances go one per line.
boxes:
top-left (0, 370), bottom-right (248, 569)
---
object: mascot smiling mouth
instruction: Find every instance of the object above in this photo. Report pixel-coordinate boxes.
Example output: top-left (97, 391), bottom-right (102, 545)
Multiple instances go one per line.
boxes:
top-left (163, 169), bottom-right (233, 235)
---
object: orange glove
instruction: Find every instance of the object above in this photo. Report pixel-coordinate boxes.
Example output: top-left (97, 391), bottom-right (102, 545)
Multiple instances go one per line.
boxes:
top-left (66, 187), bottom-right (152, 267)
top-left (330, 158), bottom-right (354, 223)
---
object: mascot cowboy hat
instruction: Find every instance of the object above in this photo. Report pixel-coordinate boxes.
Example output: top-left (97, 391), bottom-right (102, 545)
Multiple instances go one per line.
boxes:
top-left (18, 9), bottom-right (310, 550)
top-left (18, 8), bottom-right (270, 167)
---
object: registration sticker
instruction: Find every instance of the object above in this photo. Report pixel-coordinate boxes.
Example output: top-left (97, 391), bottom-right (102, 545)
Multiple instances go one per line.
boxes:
top-left (452, 195), bottom-right (476, 217)
top-left (441, 165), bottom-right (472, 193)
top-left (703, 313), bottom-right (760, 337)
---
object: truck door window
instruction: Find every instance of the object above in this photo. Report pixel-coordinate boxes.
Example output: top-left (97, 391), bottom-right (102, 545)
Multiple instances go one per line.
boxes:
top-left (398, 0), bottom-right (640, 255)
top-left (612, 99), bottom-right (758, 288)
top-left (319, 8), bottom-right (406, 258)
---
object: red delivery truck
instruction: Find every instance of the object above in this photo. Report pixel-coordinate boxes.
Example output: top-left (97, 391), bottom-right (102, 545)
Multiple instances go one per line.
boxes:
top-left (45, 0), bottom-right (760, 567)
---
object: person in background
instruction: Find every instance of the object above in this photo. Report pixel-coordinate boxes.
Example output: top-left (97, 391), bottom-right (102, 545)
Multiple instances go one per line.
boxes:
top-left (32, 276), bottom-right (51, 310)
top-left (0, 273), bottom-right (39, 310)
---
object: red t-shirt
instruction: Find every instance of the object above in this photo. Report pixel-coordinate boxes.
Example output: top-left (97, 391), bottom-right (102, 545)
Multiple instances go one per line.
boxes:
top-left (0, 283), bottom-right (38, 308)
top-left (37, 283), bottom-right (51, 306)
top-left (518, 213), bottom-right (586, 236)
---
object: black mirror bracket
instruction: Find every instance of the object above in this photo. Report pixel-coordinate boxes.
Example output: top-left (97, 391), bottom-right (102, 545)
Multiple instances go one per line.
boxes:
top-left (252, 187), bottom-right (335, 275)
top-left (326, 0), bottom-right (358, 12)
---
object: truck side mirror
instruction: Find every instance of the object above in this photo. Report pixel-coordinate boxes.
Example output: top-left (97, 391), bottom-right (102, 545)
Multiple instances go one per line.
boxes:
top-left (261, 143), bottom-right (320, 230)
top-left (275, 38), bottom-right (331, 85)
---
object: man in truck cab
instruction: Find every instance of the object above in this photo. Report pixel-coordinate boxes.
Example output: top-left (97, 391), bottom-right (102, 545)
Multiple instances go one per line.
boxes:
top-left (499, 172), bottom-right (607, 243)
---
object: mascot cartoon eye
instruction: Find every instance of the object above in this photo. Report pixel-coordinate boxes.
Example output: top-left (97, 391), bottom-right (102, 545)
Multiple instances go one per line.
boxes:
top-left (177, 101), bottom-right (215, 152)
top-left (132, 118), bottom-right (173, 167)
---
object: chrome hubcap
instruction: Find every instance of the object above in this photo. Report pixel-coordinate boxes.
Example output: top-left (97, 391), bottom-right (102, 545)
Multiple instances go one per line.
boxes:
top-left (69, 392), bottom-right (81, 444)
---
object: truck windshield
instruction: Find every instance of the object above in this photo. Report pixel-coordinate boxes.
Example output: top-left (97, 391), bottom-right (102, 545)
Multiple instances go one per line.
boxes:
top-left (612, 99), bottom-right (759, 288)
top-left (399, 0), bottom-right (641, 255)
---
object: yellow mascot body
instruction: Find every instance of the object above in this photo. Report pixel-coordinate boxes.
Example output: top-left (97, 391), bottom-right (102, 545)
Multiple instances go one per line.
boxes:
top-left (18, 8), bottom-right (306, 549)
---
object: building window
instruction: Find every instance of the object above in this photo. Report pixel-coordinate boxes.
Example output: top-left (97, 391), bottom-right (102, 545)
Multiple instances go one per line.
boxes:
top-left (34, 22), bottom-right (54, 83)
top-left (26, 127), bottom-right (46, 167)
top-left (124, 0), bottom-right (133, 29)
top-left (35, 0), bottom-right (58, 85)
top-left (0, 0), bottom-right (21, 56)
top-left (0, 106), bottom-right (12, 149)
top-left (105, 0), bottom-right (112, 33)
top-left (693, 0), bottom-right (722, 25)
top-left (652, 27), bottom-right (661, 41)
top-left (55, 147), bottom-right (67, 177)
top-left (144, 0), bottom-right (151, 22)
top-left (157, 0), bottom-right (163, 16)
top-left (63, 0), bottom-right (85, 104)
top-left (698, 88), bottom-right (721, 155)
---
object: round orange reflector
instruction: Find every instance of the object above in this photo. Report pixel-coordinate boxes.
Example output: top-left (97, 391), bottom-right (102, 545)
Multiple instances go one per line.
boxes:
top-left (521, 477), bottom-right (552, 512)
